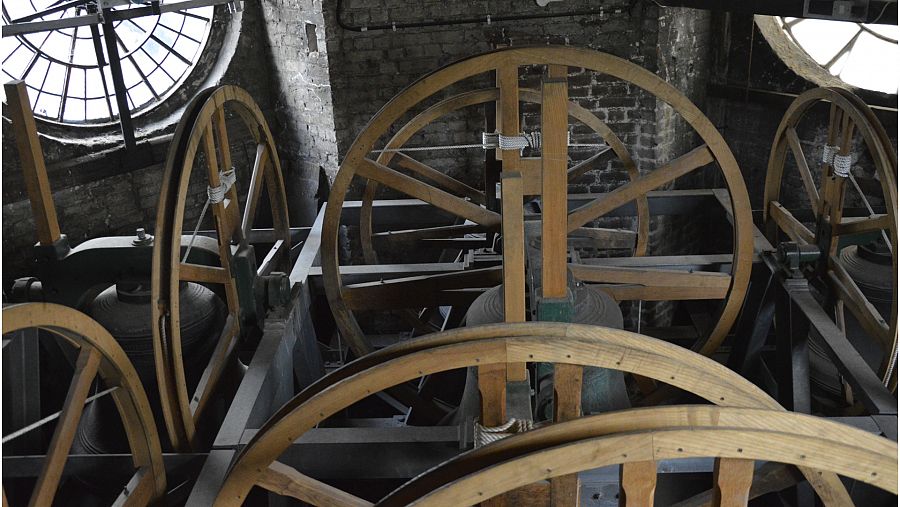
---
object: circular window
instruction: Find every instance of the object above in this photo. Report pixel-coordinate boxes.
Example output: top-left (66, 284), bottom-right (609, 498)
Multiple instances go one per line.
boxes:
top-left (1, 2), bottom-right (214, 125)
top-left (756, 15), bottom-right (898, 95)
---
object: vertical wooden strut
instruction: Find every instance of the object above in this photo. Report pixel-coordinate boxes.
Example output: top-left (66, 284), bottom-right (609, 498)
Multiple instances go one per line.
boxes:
top-left (542, 64), bottom-right (582, 507)
top-left (502, 172), bottom-right (527, 381)
top-left (4, 80), bottom-right (62, 246)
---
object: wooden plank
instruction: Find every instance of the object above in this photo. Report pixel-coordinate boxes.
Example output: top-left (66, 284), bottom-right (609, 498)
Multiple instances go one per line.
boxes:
top-left (356, 158), bottom-right (501, 227)
top-left (394, 153), bottom-right (485, 204)
top-left (29, 346), bottom-right (100, 507)
top-left (567, 145), bottom-right (714, 232)
top-left (497, 63), bottom-right (521, 172)
top-left (502, 172), bottom-right (527, 381)
top-left (619, 461), bottom-right (656, 506)
top-left (541, 67), bottom-right (570, 300)
top-left (478, 363), bottom-right (507, 427)
top-left (258, 461), bottom-right (372, 507)
top-left (768, 201), bottom-right (815, 245)
top-left (4, 80), bottom-right (61, 245)
top-left (711, 458), bottom-right (754, 507)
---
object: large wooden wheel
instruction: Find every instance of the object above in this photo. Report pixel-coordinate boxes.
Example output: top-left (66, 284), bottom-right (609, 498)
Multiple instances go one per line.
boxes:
top-left (152, 85), bottom-right (291, 451)
top-left (358, 87), bottom-right (650, 264)
top-left (210, 322), bottom-right (849, 505)
top-left (2, 303), bottom-right (166, 506)
top-left (322, 46), bottom-right (753, 359)
top-left (382, 405), bottom-right (897, 506)
top-left (763, 87), bottom-right (898, 391)
top-left (356, 87), bottom-right (649, 336)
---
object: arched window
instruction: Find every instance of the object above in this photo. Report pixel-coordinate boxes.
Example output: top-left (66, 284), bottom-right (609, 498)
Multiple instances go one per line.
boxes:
top-left (2, 3), bottom-right (214, 125)
top-left (756, 15), bottom-right (898, 94)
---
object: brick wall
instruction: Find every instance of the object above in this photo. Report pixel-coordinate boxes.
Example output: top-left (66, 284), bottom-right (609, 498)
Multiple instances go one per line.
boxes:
top-left (260, 0), bottom-right (340, 223)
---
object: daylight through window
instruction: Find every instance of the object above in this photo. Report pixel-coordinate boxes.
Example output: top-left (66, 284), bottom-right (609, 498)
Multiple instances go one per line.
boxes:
top-left (2, 2), bottom-right (214, 125)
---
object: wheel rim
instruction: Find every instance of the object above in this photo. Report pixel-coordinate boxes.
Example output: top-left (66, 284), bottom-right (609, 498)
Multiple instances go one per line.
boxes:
top-left (151, 85), bottom-right (291, 451)
top-left (763, 87), bottom-right (898, 390)
top-left (322, 46), bottom-right (753, 359)
top-left (3, 303), bottom-right (166, 505)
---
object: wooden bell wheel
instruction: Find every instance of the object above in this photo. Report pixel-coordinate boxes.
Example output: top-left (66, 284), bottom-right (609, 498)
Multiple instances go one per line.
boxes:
top-left (322, 46), bottom-right (753, 359)
top-left (355, 86), bottom-right (649, 336)
top-left (381, 405), bottom-right (896, 506)
top-left (152, 85), bottom-right (291, 451)
top-left (358, 87), bottom-right (650, 264)
top-left (763, 87), bottom-right (898, 391)
top-left (209, 322), bottom-right (850, 505)
top-left (2, 303), bottom-right (166, 506)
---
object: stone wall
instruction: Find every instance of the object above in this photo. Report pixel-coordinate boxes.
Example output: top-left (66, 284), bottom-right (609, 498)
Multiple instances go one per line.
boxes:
top-left (705, 12), bottom-right (898, 211)
top-left (1, 2), bottom-right (333, 285)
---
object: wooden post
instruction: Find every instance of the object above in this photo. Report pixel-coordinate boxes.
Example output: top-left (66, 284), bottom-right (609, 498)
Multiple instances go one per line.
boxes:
top-left (502, 172), bottom-right (527, 381)
top-left (541, 64), bottom-right (581, 507)
top-left (5, 80), bottom-right (62, 246)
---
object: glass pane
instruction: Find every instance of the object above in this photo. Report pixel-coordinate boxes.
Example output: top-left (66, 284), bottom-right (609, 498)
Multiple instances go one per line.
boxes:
top-left (34, 92), bottom-right (60, 118)
top-left (789, 19), bottom-right (859, 65)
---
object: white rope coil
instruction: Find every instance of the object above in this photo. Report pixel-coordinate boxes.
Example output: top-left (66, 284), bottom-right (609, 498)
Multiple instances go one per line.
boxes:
top-left (183, 168), bottom-right (237, 263)
top-left (822, 144), bottom-right (840, 165)
top-left (208, 169), bottom-right (237, 203)
top-left (833, 153), bottom-right (852, 177)
top-left (474, 418), bottom-right (534, 448)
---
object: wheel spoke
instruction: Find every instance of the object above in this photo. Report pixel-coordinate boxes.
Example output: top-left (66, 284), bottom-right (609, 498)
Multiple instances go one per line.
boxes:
top-left (258, 461), bottom-right (372, 507)
top-left (190, 315), bottom-right (240, 422)
top-left (785, 127), bottom-right (820, 213)
top-left (619, 461), bottom-right (657, 506)
top-left (712, 458), bottom-right (755, 506)
top-left (356, 158), bottom-right (501, 227)
top-left (828, 256), bottom-right (892, 351)
top-left (242, 143), bottom-right (269, 239)
top-left (567, 145), bottom-right (714, 232)
top-left (570, 227), bottom-right (637, 250)
top-left (834, 214), bottom-right (891, 236)
top-left (372, 223), bottom-right (493, 245)
top-left (567, 147), bottom-right (611, 181)
top-left (29, 346), bottom-right (100, 507)
top-left (343, 266), bottom-right (501, 310)
top-left (179, 262), bottom-right (228, 284)
top-left (570, 265), bottom-right (731, 301)
top-left (393, 153), bottom-right (485, 204)
top-left (768, 201), bottom-right (815, 245)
